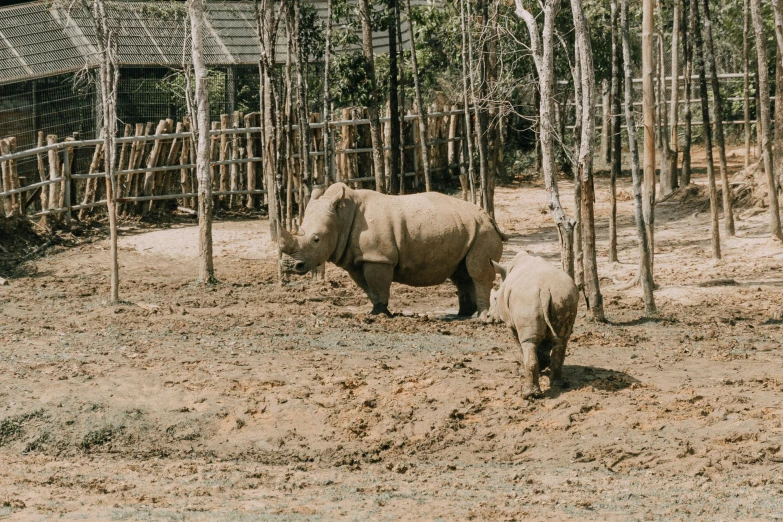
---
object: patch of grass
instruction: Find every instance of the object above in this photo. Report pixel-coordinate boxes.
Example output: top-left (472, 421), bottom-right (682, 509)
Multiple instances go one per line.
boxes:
top-left (23, 431), bottom-right (50, 453)
top-left (80, 424), bottom-right (125, 452)
top-left (0, 409), bottom-right (46, 446)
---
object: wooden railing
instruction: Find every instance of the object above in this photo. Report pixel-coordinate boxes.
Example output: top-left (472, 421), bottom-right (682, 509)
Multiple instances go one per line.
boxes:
top-left (0, 107), bottom-right (473, 221)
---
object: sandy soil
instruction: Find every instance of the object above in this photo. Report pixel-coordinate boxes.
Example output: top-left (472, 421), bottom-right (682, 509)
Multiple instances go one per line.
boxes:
top-left (1, 146), bottom-right (783, 520)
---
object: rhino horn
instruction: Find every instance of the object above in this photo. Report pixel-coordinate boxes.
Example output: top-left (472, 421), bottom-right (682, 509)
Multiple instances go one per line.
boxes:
top-left (278, 226), bottom-right (297, 253)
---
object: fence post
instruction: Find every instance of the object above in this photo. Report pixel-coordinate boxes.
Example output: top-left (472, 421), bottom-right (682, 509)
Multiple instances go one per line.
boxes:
top-left (62, 141), bottom-right (73, 225)
top-left (46, 135), bottom-right (60, 214)
top-left (245, 113), bottom-right (257, 209)
top-left (0, 139), bottom-right (10, 217)
top-left (329, 125), bottom-right (337, 183)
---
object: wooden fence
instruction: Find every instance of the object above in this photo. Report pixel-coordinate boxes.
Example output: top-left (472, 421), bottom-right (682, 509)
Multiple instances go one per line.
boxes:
top-left (0, 105), bottom-right (473, 222)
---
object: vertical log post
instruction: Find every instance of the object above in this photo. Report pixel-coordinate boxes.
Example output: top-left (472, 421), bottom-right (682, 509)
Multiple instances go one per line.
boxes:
top-left (230, 111), bottom-right (241, 208)
top-left (62, 140), bottom-right (73, 225)
top-left (245, 113), bottom-right (257, 209)
top-left (46, 135), bottom-right (60, 215)
top-left (219, 114), bottom-right (230, 208)
top-left (180, 117), bottom-right (193, 208)
top-left (116, 124), bottom-right (132, 204)
top-left (0, 139), bottom-right (11, 217)
top-left (80, 138), bottom-right (104, 220)
top-left (36, 131), bottom-right (47, 212)
top-left (142, 119), bottom-right (170, 215)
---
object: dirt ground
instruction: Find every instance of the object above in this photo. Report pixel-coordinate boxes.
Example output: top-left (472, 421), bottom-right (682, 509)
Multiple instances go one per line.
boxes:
top-left (1, 146), bottom-right (782, 521)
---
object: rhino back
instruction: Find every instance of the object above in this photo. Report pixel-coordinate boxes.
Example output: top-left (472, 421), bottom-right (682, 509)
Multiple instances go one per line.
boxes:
top-left (503, 254), bottom-right (578, 330)
top-left (345, 190), bottom-right (494, 286)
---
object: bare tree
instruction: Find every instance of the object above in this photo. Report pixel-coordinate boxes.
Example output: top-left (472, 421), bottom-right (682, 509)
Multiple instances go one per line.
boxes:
top-left (91, 0), bottom-right (121, 302)
top-left (750, 0), bottom-right (783, 239)
top-left (515, 0), bottom-right (575, 278)
top-left (358, 0), bottom-right (386, 193)
top-left (387, 0), bottom-right (400, 194)
top-left (571, 0), bottom-right (604, 321)
top-left (681, 0), bottom-right (693, 185)
top-left (609, 0), bottom-right (621, 264)
top-left (669, 0), bottom-right (680, 188)
top-left (702, 0), bottom-right (734, 236)
top-left (460, 0), bottom-right (477, 204)
top-left (403, 0), bottom-right (431, 192)
top-left (694, 0), bottom-right (721, 259)
top-left (255, 0), bottom-right (282, 243)
top-left (322, 0), bottom-right (332, 187)
top-left (642, 0), bottom-right (655, 262)
top-left (743, 0), bottom-right (751, 168)
top-left (289, 0), bottom-right (311, 201)
top-left (621, 0), bottom-right (655, 313)
top-left (468, 0), bottom-right (491, 215)
top-left (189, 0), bottom-right (215, 283)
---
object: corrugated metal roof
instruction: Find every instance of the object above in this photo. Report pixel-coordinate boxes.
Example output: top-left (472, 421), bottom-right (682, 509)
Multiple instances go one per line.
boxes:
top-left (0, 0), bottom-right (428, 86)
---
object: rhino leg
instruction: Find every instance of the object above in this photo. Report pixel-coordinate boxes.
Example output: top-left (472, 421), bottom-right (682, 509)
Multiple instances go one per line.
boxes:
top-left (513, 326), bottom-right (543, 398)
top-left (450, 259), bottom-right (477, 317)
top-left (362, 263), bottom-right (394, 316)
top-left (549, 338), bottom-right (568, 388)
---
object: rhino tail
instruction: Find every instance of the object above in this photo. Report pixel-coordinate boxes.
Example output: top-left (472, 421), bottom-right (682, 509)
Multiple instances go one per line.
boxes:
top-left (540, 289), bottom-right (558, 340)
top-left (489, 216), bottom-right (509, 242)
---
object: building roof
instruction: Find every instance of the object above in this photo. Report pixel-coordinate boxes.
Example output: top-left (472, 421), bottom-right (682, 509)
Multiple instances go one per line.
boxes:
top-left (0, 0), bottom-right (421, 86)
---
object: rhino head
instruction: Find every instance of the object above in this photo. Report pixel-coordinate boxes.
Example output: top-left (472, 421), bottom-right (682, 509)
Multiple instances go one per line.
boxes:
top-left (279, 184), bottom-right (345, 275)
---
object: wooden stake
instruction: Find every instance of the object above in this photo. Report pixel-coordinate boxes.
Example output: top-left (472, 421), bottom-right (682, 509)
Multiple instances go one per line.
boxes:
top-left (180, 117), bottom-right (193, 208)
top-left (219, 114), bottom-right (230, 208)
top-left (230, 111), bottom-right (240, 208)
top-left (0, 139), bottom-right (12, 217)
top-left (79, 136), bottom-right (105, 220)
top-left (245, 113), bottom-right (257, 209)
top-left (46, 135), bottom-right (60, 214)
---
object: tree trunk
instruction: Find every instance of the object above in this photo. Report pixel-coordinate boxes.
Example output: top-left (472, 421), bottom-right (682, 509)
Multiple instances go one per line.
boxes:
top-left (694, 0), bottom-right (722, 259)
top-left (515, 0), bottom-right (575, 278)
top-left (468, 0), bottom-right (491, 215)
top-left (571, 0), bottom-right (604, 321)
top-left (642, 0), bottom-right (656, 268)
top-left (701, 0), bottom-right (734, 236)
top-left (395, 4), bottom-right (407, 194)
top-left (358, 0), bottom-right (386, 193)
top-left (600, 79), bottom-right (611, 169)
top-left (609, 0), bottom-right (621, 264)
top-left (322, 0), bottom-right (332, 187)
top-left (255, 0), bottom-right (281, 243)
top-left (460, 0), bottom-right (477, 204)
top-left (658, 30), bottom-right (674, 197)
top-left (775, 0), bottom-right (783, 192)
top-left (387, 0), bottom-right (400, 194)
top-left (403, 0), bottom-right (431, 194)
top-left (681, 0), bottom-right (693, 185)
top-left (572, 41), bottom-right (584, 291)
top-left (190, 0), bottom-right (215, 284)
top-left (621, 0), bottom-right (655, 314)
top-left (743, 0), bottom-right (752, 168)
top-left (93, 0), bottom-right (120, 303)
top-left (290, 0), bottom-right (311, 204)
top-left (750, 0), bottom-right (783, 239)
top-left (669, 0), bottom-right (680, 188)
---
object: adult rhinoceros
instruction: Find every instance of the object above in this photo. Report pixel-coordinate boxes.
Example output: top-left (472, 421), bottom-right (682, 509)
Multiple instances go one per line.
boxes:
top-left (278, 182), bottom-right (504, 318)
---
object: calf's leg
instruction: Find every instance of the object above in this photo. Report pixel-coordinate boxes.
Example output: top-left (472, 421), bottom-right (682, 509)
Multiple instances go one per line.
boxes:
top-left (363, 262), bottom-right (394, 316)
top-left (513, 326), bottom-right (543, 398)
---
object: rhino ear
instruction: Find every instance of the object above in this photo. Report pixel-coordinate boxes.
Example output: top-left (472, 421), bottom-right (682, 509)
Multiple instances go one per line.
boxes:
top-left (491, 260), bottom-right (508, 281)
top-left (329, 185), bottom-right (345, 212)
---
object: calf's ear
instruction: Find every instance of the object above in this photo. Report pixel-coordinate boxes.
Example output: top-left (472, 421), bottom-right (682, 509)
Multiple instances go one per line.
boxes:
top-left (330, 185), bottom-right (345, 211)
top-left (491, 260), bottom-right (507, 281)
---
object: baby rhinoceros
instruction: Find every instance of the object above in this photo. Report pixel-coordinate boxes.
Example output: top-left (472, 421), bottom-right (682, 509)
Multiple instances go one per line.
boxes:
top-left (490, 251), bottom-right (579, 398)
